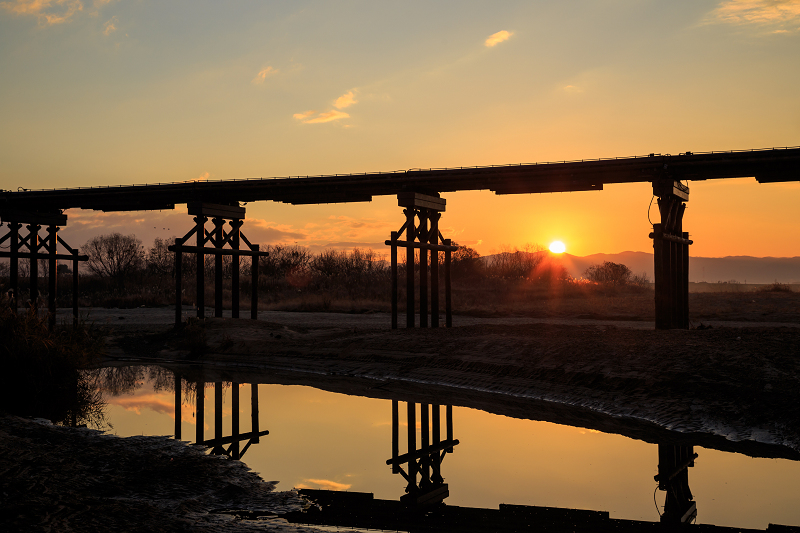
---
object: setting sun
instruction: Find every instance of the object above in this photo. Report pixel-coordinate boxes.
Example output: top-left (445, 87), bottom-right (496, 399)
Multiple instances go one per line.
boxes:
top-left (549, 241), bottom-right (566, 254)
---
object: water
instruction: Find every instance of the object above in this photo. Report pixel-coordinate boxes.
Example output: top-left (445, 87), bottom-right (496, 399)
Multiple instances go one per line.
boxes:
top-left (98, 365), bottom-right (800, 530)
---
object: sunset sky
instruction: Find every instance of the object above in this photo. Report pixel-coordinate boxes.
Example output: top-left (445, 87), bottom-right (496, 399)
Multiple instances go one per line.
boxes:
top-left (1, 1), bottom-right (799, 257)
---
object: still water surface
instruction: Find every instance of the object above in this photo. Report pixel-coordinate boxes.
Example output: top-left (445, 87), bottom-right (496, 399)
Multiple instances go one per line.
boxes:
top-left (99, 365), bottom-right (799, 530)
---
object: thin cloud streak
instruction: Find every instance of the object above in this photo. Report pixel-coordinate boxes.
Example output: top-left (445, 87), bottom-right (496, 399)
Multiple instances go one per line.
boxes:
top-left (252, 66), bottom-right (278, 84)
top-left (708, 0), bottom-right (800, 28)
top-left (295, 110), bottom-right (350, 124)
top-left (485, 30), bottom-right (513, 47)
top-left (102, 15), bottom-right (116, 35)
top-left (1, 0), bottom-right (85, 25)
top-left (295, 479), bottom-right (352, 491)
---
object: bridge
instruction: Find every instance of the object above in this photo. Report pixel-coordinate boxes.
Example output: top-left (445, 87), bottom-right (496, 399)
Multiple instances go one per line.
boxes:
top-left (2, 146), bottom-right (799, 330)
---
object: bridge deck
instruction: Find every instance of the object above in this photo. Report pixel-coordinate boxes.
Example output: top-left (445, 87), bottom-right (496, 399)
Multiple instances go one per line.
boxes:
top-left (2, 147), bottom-right (798, 213)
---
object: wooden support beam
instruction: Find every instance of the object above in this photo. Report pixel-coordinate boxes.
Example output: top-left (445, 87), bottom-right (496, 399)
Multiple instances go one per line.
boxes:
top-left (196, 382), bottom-right (204, 444)
top-left (174, 242), bottom-right (183, 328)
top-left (405, 209), bottom-right (415, 329)
top-left (47, 225), bottom-right (57, 330)
top-left (383, 239), bottom-right (458, 252)
top-left (231, 220), bottom-right (241, 319)
top-left (214, 219), bottom-right (224, 318)
top-left (419, 211), bottom-right (428, 328)
top-left (398, 192), bottom-right (446, 212)
top-left (174, 373), bottom-right (181, 440)
top-left (390, 232), bottom-right (398, 330)
top-left (187, 202), bottom-right (245, 219)
top-left (194, 216), bottom-right (206, 320)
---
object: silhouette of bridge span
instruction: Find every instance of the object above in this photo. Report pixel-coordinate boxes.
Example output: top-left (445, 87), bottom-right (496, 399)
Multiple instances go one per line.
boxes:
top-left (2, 147), bottom-right (798, 211)
top-left (2, 146), bottom-right (799, 331)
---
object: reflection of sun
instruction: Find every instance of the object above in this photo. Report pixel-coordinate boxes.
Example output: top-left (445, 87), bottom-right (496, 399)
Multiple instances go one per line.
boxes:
top-left (549, 241), bottom-right (566, 254)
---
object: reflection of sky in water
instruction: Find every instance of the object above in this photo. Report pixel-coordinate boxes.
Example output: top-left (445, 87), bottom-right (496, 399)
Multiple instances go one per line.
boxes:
top-left (103, 373), bottom-right (800, 530)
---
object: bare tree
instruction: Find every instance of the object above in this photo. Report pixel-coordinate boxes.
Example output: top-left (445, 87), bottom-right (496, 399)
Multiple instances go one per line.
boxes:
top-left (84, 233), bottom-right (145, 289)
top-left (146, 237), bottom-right (175, 279)
top-left (584, 261), bottom-right (632, 286)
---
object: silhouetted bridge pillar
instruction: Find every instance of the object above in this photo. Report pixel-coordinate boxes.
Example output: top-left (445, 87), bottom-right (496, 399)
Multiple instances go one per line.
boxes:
top-left (656, 444), bottom-right (698, 524)
top-left (169, 202), bottom-right (269, 327)
top-left (650, 180), bottom-right (692, 329)
top-left (387, 193), bottom-right (458, 329)
top-left (174, 373), bottom-right (269, 459)
top-left (387, 400), bottom-right (459, 507)
top-left (0, 210), bottom-right (87, 329)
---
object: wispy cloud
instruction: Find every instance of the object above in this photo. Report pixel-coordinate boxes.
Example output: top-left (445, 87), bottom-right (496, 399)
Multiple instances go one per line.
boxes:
top-left (252, 66), bottom-right (278, 85)
top-left (707, 0), bottom-right (800, 30)
top-left (563, 85), bottom-right (583, 94)
top-left (292, 110), bottom-right (315, 120)
top-left (295, 479), bottom-right (352, 491)
top-left (102, 15), bottom-right (116, 35)
top-left (1, 0), bottom-right (85, 25)
top-left (485, 30), bottom-right (513, 47)
top-left (334, 90), bottom-right (358, 109)
top-left (294, 109), bottom-right (350, 124)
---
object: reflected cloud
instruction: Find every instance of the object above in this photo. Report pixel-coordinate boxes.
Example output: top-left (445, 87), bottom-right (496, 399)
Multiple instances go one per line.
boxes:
top-left (707, 0), bottom-right (800, 30)
top-left (295, 479), bottom-right (352, 491)
top-left (485, 30), bottom-right (513, 47)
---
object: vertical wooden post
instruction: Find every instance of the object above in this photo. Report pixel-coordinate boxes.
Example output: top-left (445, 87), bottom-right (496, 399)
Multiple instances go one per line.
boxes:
top-left (251, 244), bottom-right (259, 320)
top-left (391, 399), bottom-right (399, 473)
top-left (405, 208), bottom-right (415, 328)
top-left (231, 383), bottom-right (240, 459)
top-left (174, 372), bottom-right (181, 440)
top-left (444, 239), bottom-right (452, 328)
top-left (432, 404), bottom-right (442, 483)
top-left (194, 216), bottom-right (206, 319)
top-left (653, 224), bottom-right (667, 330)
top-left (420, 403), bottom-right (430, 486)
top-left (214, 381), bottom-right (223, 450)
top-left (10, 222), bottom-right (19, 314)
top-left (419, 211), bottom-right (428, 328)
top-left (174, 239), bottom-right (183, 328)
top-left (251, 383), bottom-right (260, 443)
top-left (196, 381), bottom-right (204, 445)
top-left (391, 231), bottom-right (398, 330)
top-left (231, 220), bottom-right (241, 319)
top-left (682, 232), bottom-right (690, 328)
top-left (72, 249), bottom-right (79, 329)
top-left (47, 225), bottom-right (57, 330)
top-left (28, 224), bottom-right (39, 312)
top-left (407, 402), bottom-right (417, 488)
top-left (446, 404), bottom-right (453, 452)
top-left (430, 214), bottom-right (439, 328)
top-left (213, 218), bottom-right (223, 318)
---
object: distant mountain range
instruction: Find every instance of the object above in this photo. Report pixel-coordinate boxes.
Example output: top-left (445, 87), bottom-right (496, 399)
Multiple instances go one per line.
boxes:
top-left (554, 251), bottom-right (800, 284)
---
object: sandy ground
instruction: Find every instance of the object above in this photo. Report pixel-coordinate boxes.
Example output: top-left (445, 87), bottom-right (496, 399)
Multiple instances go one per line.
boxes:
top-left (0, 415), bottom-right (351, 532)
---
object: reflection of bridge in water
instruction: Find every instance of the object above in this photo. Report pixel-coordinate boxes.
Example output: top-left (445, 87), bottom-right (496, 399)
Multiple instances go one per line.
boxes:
top-left (173, 373), bottom-right (268, 460)
top-left (170, 376), bottom-right (787, 531)
top-left (3, 147), bottom-right (800, 331)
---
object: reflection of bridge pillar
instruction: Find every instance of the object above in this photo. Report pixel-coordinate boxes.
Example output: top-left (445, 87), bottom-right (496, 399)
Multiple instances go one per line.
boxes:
top-left (181, 376), bottom-right (268, 459)
top-left (0, 210), bottom-right (86, 329)
top-left (170, 203), bottom-right (268, 327)
top-left (655, 444), bottom-right (698, 524)
top-left (650, 181), bottom-right (692, 330)
top-left (388, 400), bottom-right (459, 507)
top-left (387, 193), bottom-right (457, 329)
